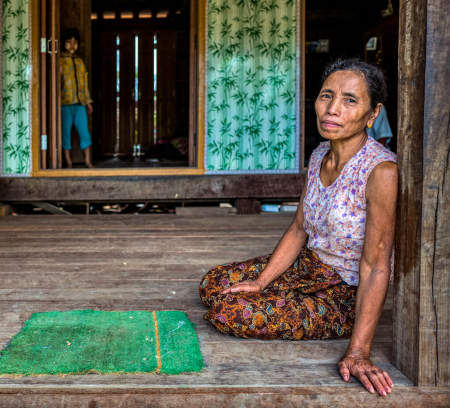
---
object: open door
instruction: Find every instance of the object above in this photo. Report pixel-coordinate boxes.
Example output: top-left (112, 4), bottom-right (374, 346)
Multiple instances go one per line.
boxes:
top-left (91, 2), bottom-right (193, 168)
top-left (37, 0), bottom-right (200, 172)
top-left (40, 0), bottom-right (61, 169)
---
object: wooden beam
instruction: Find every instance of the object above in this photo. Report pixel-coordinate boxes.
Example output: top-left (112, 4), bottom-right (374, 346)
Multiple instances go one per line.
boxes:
top-left (0, 174), bottom-right (305, 202)
top-left (394, 0), bottom-right (449, 387)
top-left (31, 202), bottom-right (72, 215)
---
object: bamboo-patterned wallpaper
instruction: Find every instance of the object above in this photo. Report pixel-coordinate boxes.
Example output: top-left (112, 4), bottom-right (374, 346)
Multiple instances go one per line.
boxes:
top-left (2, 0), bottom-right (31, 175)
top-left (206, 0), bottom-right (300, 173)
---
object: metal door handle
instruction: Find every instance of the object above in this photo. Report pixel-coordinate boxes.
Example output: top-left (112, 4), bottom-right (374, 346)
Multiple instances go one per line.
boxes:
top-left (47, 39), bottom-right (59, 54)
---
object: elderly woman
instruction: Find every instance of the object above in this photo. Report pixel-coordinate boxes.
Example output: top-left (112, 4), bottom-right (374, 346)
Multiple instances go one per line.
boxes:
top-left (199, 59), bottom-right (397, 397)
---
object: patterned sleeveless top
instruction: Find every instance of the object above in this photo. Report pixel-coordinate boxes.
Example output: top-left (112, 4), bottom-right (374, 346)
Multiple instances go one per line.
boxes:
top-left (303, 136), bottom-right (397, 285)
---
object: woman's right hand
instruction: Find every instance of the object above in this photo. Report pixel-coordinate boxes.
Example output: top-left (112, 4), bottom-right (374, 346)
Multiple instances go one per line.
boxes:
top-left (221, 280), bottom-right (263, 295)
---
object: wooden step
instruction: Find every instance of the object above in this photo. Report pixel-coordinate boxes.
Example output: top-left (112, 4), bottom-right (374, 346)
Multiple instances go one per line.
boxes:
top-left (0, 214), bottom-right (447, 407)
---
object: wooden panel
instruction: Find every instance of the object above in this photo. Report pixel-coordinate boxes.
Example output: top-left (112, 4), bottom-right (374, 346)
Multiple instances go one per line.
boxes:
top-left (393, 0), bottom-right (427, 385)
top-left (138, 31), bottom-right (155, 153)
top-left (175, 30), bottom-right (190, 141)
top-left (96, 31), bottom-right (117, 156)
top-left (419, 0), bottom-right (449, 387)
top-left (0, 173), bottom-right (305, 201)
top-left (394, 0), bottom-right (449, 387)
top-left (119, 33), bottom-right (134, 155)
top-left (157, 30), bottom-right (178, 142)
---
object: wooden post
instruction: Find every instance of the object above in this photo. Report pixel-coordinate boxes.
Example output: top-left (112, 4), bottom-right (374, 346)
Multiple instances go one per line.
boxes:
top-left (0, 0), bottom-right (2, 174)
top-left (419, 0), bottom-right (449, 386)
top-left (394, 0), bottom-right (449, 386)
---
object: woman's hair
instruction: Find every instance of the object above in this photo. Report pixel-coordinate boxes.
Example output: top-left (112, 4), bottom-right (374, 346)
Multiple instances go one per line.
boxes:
top-left (321, 58), bottom-right (388, 109)
top-left (61, 28), bottom-right (80, 45)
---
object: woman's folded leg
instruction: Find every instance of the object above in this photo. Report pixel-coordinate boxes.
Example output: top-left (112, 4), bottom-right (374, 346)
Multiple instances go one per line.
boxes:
top-left (204, 282), bottom-right (356, 340)
top-left (200, 247), bottom-right (357, 340)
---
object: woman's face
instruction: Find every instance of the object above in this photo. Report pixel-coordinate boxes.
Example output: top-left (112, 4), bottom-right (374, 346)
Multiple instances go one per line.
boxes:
top-left (315, 70), bottom-right (378, 142)
top-left (65, 37), bottom-right (78, 54)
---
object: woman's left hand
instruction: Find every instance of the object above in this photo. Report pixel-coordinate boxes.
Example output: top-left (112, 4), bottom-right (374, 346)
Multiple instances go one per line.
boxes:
top-left (338, 350), bottom-right (393, 396)
top-left (220, 280), bottom-right (263, 295)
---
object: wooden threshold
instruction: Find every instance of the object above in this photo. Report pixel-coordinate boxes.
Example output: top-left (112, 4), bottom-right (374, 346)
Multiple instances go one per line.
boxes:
top-left (31, 167), bottom-right (206, 177)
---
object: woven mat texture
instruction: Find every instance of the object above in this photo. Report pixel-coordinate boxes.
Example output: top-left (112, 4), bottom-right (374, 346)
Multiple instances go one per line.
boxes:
top-left (0, 310), bottom-right (203, 375)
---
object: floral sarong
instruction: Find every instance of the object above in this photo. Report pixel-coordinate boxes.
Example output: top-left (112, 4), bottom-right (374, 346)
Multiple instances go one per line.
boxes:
top-left (199, 248), bottom-right (357, 340)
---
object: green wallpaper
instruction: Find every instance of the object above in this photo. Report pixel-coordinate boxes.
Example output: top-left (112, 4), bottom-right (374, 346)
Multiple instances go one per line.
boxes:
top-left (206, 0), bottom-right (299, 173)
top-left (2, 0), bottom-right (31, 175)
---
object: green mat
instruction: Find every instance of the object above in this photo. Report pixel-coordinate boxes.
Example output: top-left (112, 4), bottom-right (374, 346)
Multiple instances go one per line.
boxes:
top-left (0, 310), bottom-right (203, 376)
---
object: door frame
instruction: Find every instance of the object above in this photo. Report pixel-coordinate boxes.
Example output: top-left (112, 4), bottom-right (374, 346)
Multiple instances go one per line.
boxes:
top-left (31, 0), bottom-right (206, 177)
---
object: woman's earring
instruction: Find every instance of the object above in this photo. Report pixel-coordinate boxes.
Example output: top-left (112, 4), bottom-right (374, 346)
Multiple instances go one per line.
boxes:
top-left (367, 123), bottom-right (373, 129)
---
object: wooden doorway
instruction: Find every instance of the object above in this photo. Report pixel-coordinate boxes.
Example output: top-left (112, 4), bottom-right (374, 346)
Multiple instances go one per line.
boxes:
top-left (91, 1), bottom-right (193, 168)
top-left (39, 0), bottom-right (61, 169)
top-left (38, 0), bottom-right (197, 170)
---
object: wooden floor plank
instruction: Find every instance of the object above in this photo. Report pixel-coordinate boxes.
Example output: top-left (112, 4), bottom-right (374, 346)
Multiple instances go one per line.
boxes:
top-left (0, 214), bottom-right (436, 407)
top-left (0, 388), bottom-right (448, 408)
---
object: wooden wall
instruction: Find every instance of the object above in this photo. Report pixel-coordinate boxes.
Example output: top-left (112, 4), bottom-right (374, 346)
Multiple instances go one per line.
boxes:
top-left (394, 0), bottom-right (449, 387)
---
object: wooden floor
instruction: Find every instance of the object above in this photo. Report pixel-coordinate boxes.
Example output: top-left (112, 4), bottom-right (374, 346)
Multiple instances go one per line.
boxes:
top-left (0, 214), bottom-right (448, 407)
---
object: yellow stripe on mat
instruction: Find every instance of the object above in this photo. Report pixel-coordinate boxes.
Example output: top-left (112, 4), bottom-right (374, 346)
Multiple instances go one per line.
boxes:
top-left (152, 311), bottom-right (162, 373)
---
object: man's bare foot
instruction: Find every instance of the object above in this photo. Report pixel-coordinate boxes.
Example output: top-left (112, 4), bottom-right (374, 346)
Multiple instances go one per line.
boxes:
top-left (66, 161), bottom-right (73, 168)
top-left (85, 162), bottom-right (94, 168)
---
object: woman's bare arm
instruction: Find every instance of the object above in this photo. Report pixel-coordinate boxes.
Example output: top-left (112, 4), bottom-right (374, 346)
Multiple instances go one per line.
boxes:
top-left (338, 161), bottom-right (398, 396)
top-left (222, 186), bottom-right (308, 294)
